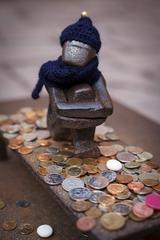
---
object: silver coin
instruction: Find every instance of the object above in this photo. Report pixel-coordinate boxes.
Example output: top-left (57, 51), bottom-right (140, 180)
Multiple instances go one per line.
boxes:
top-left (10, 113), bottom-right (25, 123)
top-left (88, 176), bottom-right (109, 190)
top-left (117, 151), bottom-right (137, 163)
top-left (1, 124), bottom-right (20, 133)
top-left (105, 132), bottom-right (120, 141)
top-left (36, 117), bottom-right (47, 129)
top-left (37, 130), bottom-right (50, 140)
top-left (62, 178), bottom-right (84, 192)
top-left (24, 141), bottom-right (40, 149)
top-left (137, 152), bottom-right (153, 161)
top-left (69, 187), bottom-right (92, 201)
top-left (46, 146), bottom-right (60, 155)
top-left (101, 170), bottom-right (117, 183)
top-left (3, 133), bottom-right (18, 139)
top-left (23, 132), bottom-right (37, 142)
top-left (47, 165), bottom-right (63, 174)
top-left (112, 203), bottom-right (131, 216)
top-left (89, 190), bottom-right (107, 203)
top-left (44, 174), bottom-right (64, 185)
top-left (123, 166), bottom-right (139, 174)
top-left (112, 144), bottom-right (124, 152)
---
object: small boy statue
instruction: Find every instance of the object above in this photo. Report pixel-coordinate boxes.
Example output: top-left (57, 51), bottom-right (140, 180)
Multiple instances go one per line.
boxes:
top-left (32, 12), bottom-right (113, 158)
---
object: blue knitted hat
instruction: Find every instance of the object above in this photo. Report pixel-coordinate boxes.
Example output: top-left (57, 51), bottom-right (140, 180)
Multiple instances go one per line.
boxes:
top-left (60, 15), bottom-right (101, 53)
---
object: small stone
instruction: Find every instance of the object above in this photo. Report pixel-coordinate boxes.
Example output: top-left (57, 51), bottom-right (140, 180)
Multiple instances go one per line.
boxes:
top-left (37, 224), bottom-right (53, 238)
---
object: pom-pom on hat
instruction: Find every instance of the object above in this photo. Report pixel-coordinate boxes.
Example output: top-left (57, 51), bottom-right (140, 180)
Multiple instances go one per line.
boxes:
top-left (60, 11), bottom-right (101, 53)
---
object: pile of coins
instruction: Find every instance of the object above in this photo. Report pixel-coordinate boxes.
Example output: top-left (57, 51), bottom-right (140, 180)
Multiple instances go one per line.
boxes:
top-left (1, 107), bottom-right (160, 233)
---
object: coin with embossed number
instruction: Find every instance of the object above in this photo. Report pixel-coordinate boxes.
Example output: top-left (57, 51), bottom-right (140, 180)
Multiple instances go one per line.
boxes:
top-left (44, 174), bottom-right (64, 185)
top-left (18, 223), bottom-right (34, 235)
top-left (62, 178), bottom-right (84, 192)
top-left (69, 187), bottom-right (92, 201)
top-left (88, 176), bottom-right (109, 190)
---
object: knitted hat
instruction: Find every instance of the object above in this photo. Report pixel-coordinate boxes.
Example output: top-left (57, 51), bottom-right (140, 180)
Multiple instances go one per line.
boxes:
top-left (60, 14), bottom-right (101, 53)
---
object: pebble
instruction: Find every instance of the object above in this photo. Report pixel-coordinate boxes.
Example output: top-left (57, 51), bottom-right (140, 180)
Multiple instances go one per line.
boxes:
top-left (37, 224), bottom-right (53, 238)
top-left (106, 159), bottom-right (122, 171)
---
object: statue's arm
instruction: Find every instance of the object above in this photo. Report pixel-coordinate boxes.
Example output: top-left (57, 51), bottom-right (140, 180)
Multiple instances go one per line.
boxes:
top-left (92, 74), bottom-right (113, 116)
top-left (47, 86), bottom-right (107, 118)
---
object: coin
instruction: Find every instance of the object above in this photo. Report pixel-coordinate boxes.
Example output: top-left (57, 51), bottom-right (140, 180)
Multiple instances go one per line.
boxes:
top-left (129, 212), bottom-right (144, 222)
top-left (89, 190), bottom-right (107, 204)
top-left (128, 181), bottom-right (144, 192)
top-left (97, 163), bottom-right (107, 171)
top-left (100, 212), bottom-right (126, 230)
top-left (107, 183), bottom-right (126, 195)
top-left (18, 223), bottom-right (34, 235)
top-left (133, 202), bottom-right (154, 219)
top-left (115, 189), bottom-right (131, 200)
top-left (37, 139), bottom-right (51, 146)
top-left (112, 203), bottom-right (131, 216)
top-left (142, 178), bottom-right (158, 187)
top-left (137, 152), bottom-right (153, 161)
top-left (98, 145), bottom-right (118, 157)
top-left (16, 200), bottom-right (31, 207)
top-left (125, 146), bottom-right (143, 154)
top-left (38, 166), bottom-right (48, 176)
top-left (88, 176), bottom-right (109, 190)
top-left (134, 186), bottom-right (152, 195)
top-left (153, 184), bottom-right (160, 193)
top-left (46, 146), bottom-right (60, 154)
top-left (69, 187), bottom-right (92, 201)
top-left (83, 164), bottom-right (98, 174)
top-left (145, 193), bottom-right (160, 210)
top-left (18, 146), bottom-right (33, 155)
top-left (105, 132), bottom-right (120, 141)
top-left (47, 165), bottom-right (63, 174)
top-left (44, 174), bottom-right (64, 185)
top-left (65, 165), bottom-right (82, 177)
top-left (71, 201), bottom-right (92, 212)
top-left (112, 144), bottom-right (124, 152)
top-left (116, 174), bottom-right (133, 184)
top-left (66, 157), bottom-right (82, 166)
top-left (0, 200), bottom-right (6, 209)
top-left (101, 170), bottom-right (117, 183)
top-left (76, 216), bottom-right (96, 232)
top-left (98, 194), bottom-right (115, 207)
top-left (22, 132), bottom-right (37, 142)
top-left (124, 161), bottom-right (140, 169)
top-left (37, 153), bottom-right (52, 162)
top-left (2, 219), bottom-right (17, 231)
top-left (85, 206), bottom-right (102, 218)
top-left (9, 138), bottom-right (24, 148)
top-left (139, 163), bottom-right (152, 172)
top-left (106, 159), bottom-right (122, 171)
top-left (116, 151), bottom-right (137, 163)
top-left (24, 140), bottom-right (40, 149)
top-left (37, 130), bottom-right (50, 139)
top-left (62, 178), bottom-right (84, 192)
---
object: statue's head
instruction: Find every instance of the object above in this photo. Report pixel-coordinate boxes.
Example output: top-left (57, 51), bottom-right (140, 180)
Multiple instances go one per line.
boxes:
top-left (60, 12), bottom-right (101, 67)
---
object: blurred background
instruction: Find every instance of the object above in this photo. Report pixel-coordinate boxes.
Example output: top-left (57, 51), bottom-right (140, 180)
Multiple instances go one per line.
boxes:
top-left (0, 0), bottom-right (160, 123)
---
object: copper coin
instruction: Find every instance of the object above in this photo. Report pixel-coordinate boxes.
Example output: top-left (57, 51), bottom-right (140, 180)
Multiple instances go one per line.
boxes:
top-left (125, 146), bottom-right (143, 154)
top-left (2, 219), bottom-right (17, 231)
top-left (98, 194), bottom-right (115, 207)
top-left (37, 153), bottom-right (52, 162)
top-left (99, 145), bottom-right (118, 157)
top-left (76, 216), bottom-right (96, 232)
top-left (37, 139), bottom-right (51, 146)
top-left (9, 137), bottom-right (23, 147)
top-left (85, 207), bottom-right (102, 218)
top-left (139, 163), bottom-right (152, 172)
top-left (107, 183), bottom-right (127, 195)
top-left (38, 166), bottom-right (48, 176)
top-left (97, 163), bottom-right (107, 171)
top-left (117, 174), bottom-right (133, 184)
top-left (88, 176), bottom-right (109, 190)
top-left (128, 181), bottom-right (144, 192)
top-left (100, 212), bottom-right (126, 230)
top-left (133, 202), bottom-right (154, 219)
top-left (18, 223), bottom-right (34, 235)
top-left (116, 151), bottom-right (137, 163)
top-left (65, 165), bottom-right (82, 177)
top-left (0, 200), bottom-right (6, 209)
top-left (71, 201), bottom-right (92, 212)
top-left (153, 184), bottom-right (160, 193)
top-left (97, 156), bottom-right (108, 164)
top-left (66, 157), bottom-right (83, 166)
top-left (18, 146), bottom-right (33, 155)
top-left (142, 179), bottom-right (159, 187)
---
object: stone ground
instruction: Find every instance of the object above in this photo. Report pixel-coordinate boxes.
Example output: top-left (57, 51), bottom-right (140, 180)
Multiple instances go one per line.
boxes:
top-left (0, 0), bottom-right (160, 123)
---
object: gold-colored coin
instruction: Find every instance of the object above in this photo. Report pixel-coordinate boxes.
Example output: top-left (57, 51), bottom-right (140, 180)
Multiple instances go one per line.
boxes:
top-left (83, 164), bottom-right (98, 174)
top-left (18, 223), bottom-right (34, 235)
top-left (85, 206), bottom-right (102, 218)
top-left (37, 139), bottom-right (51, 146)
top-left (100, 212), bottom-right (126, 230)
top-left (65, 165), bottom-right (82, 177)
top-left (17, 146), bottom-right (33, 155)
top-left (0, 200), bottom-right (6, 209)
top-left (71, 201), bottom-right (92, 212)
top-left (99, 145), bottom-right (118, 157)
top-left (129, 212), bottom-right (144, 222)
top-left (107, 183), bottom-right (127, 195)
top-left (37, 153), bottom-right (52, 162)
top-left (66, 157), bottom-right (83, 166)
top-left (2, 219), bottom-right (17, 231)
top-left (38, 166), bottom-right (48, 176)
top-left (98, 194), bottom-right (115, 207)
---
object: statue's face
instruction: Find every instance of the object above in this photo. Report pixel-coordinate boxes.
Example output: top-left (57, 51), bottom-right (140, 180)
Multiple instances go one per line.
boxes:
top-left (62, 40), bottom-right (96, 67)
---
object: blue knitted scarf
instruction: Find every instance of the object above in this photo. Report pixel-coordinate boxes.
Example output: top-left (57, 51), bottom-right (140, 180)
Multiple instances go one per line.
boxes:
top-left (32, 56), bottom-right (100, 99)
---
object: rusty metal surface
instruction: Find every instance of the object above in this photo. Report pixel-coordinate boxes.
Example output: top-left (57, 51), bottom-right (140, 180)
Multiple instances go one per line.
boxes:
top-left (0, 97), bottom-right (160, 240)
